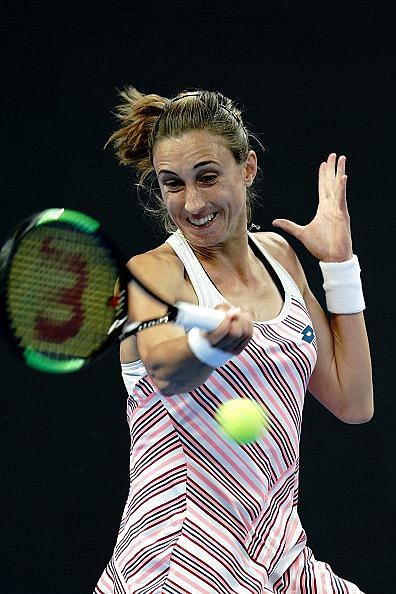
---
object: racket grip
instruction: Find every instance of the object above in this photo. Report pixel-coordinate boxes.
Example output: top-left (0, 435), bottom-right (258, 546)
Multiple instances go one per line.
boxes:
top-left (174, 301), bottom-right (225, 331)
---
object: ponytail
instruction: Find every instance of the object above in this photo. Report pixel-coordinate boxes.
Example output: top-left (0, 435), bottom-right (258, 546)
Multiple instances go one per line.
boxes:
top-left (105, 86), bottom-right (168, 184)
top-left (106, 85), bottom-right (261, 232)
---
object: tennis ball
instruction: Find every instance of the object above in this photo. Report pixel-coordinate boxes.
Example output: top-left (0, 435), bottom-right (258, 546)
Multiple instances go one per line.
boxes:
top-left (215, 398), bottom-right (267, 444)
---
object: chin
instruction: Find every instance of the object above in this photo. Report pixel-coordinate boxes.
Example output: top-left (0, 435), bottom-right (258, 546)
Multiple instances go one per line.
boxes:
top-left (185, 225), bottom-right (220, 242)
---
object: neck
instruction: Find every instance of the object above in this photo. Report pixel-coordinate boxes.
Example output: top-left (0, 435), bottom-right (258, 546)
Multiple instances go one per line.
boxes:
top-left (189, 229), bottom-right (252, 278)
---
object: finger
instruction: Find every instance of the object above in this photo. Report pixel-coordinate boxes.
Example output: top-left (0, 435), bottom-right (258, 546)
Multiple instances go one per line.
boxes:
top-left (205, 315), bottom-right (233, 344)
top-left (336, 154), bottom-right (346, 177)
top-left (337, 174), bottom-right (349, 214)
top-left (214, 302), bottom-right (238, 314)
top-left (215, 337), bottom-right (250, 355)
top-left (205, 308), bottom-right (253, 352)
top-left (272, 218), bottom-right (304, 239)
top-left (318, 161), bottom-right (327, 201)
top-left (214, 318), bottom-right (253, 353)
top-left (230, 310), bottom-right (253, 339)
top-left (325, 153), bottom-right (337, 195)
top-left (223, 309), bottom-right (251, 333)
top-left (226, 335), bottom-right (252, 354)
top-left (205, 307), bottom-right (246, 344)
top-left (335, 155), bottom-right (346, 195)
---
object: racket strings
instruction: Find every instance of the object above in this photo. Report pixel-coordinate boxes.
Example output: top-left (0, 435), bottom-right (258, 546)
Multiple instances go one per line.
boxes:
top-left (6, 224), bottom-right (125, 359)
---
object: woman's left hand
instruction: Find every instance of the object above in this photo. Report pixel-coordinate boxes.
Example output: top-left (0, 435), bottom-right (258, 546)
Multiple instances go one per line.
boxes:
top-left (272, 153), bottom-right (353, 262)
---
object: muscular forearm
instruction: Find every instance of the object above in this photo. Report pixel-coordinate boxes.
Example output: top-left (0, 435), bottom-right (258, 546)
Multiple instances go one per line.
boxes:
top-left (144, 335), bottom-right (214, 395)
top-left (330, 312), bottom-right (373, 423)
top-left (139, 306), bottom-right (252, 396)
top-left (306, 284), bottom-right (373, 424)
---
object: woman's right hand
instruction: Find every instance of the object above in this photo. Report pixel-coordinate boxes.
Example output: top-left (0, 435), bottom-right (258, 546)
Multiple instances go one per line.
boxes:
top-left (127, 250), bottom-right (253, 394)
top-left (203, 303), bottom-right (253, 355)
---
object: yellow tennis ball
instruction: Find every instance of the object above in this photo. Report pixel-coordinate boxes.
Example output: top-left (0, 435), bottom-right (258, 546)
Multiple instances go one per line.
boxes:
top-left (215, 398), bottom-right (267, 444)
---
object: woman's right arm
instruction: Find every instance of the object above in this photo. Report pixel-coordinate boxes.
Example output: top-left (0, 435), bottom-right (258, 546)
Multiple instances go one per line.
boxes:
top-left (128, 249), bottom-right (252, 395)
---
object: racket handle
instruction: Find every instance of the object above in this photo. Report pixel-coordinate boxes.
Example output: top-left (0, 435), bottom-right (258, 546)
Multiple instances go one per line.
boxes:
top-left (174, 301), bottom-right (225, 332)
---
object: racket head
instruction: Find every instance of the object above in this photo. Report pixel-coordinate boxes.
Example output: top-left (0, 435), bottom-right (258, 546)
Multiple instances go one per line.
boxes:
top-left (0, 208), bottom-right (132, 373)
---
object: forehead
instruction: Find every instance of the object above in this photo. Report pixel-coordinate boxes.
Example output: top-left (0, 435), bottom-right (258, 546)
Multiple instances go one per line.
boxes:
top-left (153, 130), bottom-right (234, 171)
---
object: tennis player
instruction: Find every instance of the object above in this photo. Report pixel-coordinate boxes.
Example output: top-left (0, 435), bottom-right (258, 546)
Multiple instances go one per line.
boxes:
top-left (94, 87), bottom-right (372, 594)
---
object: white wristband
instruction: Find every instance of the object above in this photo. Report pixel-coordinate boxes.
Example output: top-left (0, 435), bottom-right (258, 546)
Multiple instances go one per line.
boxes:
top-left (319, 254), bottom-right (365, 314)
top-left (187, 327), bottom-right (232, 367)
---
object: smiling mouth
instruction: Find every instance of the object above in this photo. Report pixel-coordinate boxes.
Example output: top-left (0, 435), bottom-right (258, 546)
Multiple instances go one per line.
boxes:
top-left (187, 213), bottom-right (218, 227)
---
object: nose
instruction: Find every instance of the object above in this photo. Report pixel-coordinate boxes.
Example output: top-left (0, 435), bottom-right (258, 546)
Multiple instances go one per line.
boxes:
top-left (184, 184), bottom-right (206, 215)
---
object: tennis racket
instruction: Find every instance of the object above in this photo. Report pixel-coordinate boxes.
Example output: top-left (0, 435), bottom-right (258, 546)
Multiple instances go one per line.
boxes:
top-left (0, 208), bottom-right (224, 374)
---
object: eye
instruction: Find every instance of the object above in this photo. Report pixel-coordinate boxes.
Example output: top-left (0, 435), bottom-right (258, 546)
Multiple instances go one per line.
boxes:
top-left (200, 174), bottom-right (217, 184)
top-left (163, 179), bottom-right (183, 190)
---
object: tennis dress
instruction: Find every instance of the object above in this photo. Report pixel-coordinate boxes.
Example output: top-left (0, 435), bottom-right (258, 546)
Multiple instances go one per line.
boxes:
top-left (94, 230), bottom-right (364, 594)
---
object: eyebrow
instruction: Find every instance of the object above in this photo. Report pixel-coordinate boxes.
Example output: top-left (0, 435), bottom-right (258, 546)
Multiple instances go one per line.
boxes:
top-left (158, 160), bottom-right (219, 177)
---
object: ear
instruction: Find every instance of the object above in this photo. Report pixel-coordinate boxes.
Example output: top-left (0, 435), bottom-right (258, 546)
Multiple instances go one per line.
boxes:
top-left (244, 150), bottom-right (257, 187)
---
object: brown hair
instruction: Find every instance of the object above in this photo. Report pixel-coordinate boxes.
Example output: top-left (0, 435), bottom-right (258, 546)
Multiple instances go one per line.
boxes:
top-left (106, 86), bottom-right (261, 233)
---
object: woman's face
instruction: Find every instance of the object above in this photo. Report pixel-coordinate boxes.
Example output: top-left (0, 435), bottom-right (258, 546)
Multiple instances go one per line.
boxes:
top-left (153, 130), bottom-right (257, 247)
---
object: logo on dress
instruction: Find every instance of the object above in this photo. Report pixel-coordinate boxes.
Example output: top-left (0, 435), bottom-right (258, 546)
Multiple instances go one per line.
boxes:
top-left (301, 325), bottom-right (315, 343)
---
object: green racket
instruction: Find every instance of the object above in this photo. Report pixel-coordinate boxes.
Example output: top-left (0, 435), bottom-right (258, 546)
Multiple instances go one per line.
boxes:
top-left (0, 208), bottom-right (224, 373)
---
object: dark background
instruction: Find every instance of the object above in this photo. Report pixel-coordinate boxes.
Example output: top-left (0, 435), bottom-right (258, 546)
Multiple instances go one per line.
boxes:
top-left (1, 2), bottom-right (394, 593)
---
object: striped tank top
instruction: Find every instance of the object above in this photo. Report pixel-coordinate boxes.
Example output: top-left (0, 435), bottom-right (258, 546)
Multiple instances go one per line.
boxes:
top-left (95, 230), bottom-right (319, 594)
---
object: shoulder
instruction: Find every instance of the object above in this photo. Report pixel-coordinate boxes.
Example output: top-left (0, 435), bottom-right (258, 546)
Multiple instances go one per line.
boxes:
top-left (252, 231), bottom-right (308, 295)
top-left (127, 241), bottom-right (183, 275)
top-left (127, 241), bottom-right (186, 301)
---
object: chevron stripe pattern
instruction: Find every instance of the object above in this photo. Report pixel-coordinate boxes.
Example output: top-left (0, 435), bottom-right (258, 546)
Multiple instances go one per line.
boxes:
top-left (94, 233), bottom-right (364, 593)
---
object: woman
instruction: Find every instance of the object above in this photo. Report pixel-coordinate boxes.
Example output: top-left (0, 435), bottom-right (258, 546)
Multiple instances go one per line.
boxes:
top-left (95, 87), bottom-right (372, 594)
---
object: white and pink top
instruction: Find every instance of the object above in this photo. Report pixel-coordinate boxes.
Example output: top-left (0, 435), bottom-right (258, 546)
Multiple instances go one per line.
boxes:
top-left (95, 230), bottom-right (363, 594)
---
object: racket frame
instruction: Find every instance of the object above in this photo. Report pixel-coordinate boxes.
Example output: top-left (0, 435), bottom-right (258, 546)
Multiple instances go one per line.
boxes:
top-left (0, 209), bottom-right (179, 372)
top-left (0, 208), bottom-right (223, 373)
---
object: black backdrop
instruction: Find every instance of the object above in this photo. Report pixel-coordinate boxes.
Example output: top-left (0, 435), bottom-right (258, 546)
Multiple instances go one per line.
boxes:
top-left (1, 2), bottom-right (394, 593)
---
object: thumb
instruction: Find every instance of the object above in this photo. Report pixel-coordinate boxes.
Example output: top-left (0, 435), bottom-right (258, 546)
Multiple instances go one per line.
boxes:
top-left (272, 218), bottom-right (304, 239)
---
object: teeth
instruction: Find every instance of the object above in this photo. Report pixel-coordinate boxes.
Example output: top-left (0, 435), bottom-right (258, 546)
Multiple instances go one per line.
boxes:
top-left (189, 213), bottom-right (216, 227)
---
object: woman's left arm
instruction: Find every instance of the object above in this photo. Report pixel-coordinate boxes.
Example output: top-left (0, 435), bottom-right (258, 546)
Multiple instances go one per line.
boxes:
top-left (302, 283), bottom-right (373, 424)
top-left (272, 153), bottom-right (374, 424)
